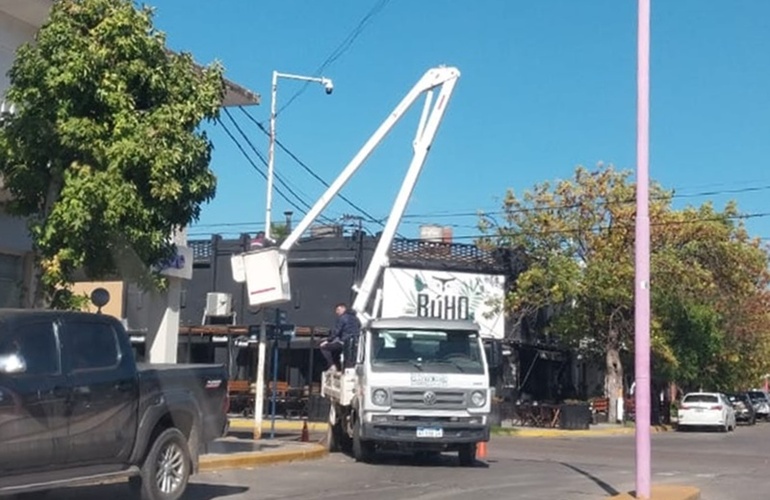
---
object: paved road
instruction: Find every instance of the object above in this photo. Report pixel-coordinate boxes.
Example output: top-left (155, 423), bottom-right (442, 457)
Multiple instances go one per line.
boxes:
top-left (33, 423), bottom-right (770, 499)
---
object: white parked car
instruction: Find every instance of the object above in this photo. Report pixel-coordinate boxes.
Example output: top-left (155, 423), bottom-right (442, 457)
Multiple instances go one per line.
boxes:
top-left (677, 392), bottom-right (736, 432)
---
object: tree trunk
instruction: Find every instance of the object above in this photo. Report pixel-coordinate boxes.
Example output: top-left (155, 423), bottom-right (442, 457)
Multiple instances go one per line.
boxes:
top-left (605, 331), bottom-right (624, 424)
top-left (23, 252), bottom-right (46, 309)
top-left (23, 171), bottom-right (63, 309)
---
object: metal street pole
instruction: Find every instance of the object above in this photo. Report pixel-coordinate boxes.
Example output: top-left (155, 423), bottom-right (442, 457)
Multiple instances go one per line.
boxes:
top-left (257, 70), bottom-right (332, 439)
top-left (635, 0), bottom-right (652, 498)
top-left (265, 71), bottom-right (333, 242)
top-left (253, 318), bottom-right (267, 439)
top-left (265, 71), bottom-right (279, 242)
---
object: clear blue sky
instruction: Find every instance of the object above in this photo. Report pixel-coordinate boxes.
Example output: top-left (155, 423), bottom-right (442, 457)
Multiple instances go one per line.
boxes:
top-left (148, 0), bottom-right (770, 242)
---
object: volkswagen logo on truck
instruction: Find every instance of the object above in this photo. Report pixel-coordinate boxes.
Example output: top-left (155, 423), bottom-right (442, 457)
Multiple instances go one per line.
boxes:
top-left (423, 391), bottom-right (437, 406)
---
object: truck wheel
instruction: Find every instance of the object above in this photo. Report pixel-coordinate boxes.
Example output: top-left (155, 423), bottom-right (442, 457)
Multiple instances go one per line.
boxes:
top-left (458, 443), bottom-right (476, 467)
top-left (138, 428), bottom-right (191, 500)
top-left (352, 419), bottom-right (374, 463)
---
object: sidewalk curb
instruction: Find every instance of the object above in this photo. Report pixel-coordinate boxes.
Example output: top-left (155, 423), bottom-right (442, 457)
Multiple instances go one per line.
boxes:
top-left (229, 418), bottom-right (673, 438)
top-left (493, 425), bottom-right (672, 438)
top-left (200, 444), bottom-right (328, 472)
top-left (609, 484), bottom-right (700, 500)
top-left (228, 418), bottom-right (328, 433)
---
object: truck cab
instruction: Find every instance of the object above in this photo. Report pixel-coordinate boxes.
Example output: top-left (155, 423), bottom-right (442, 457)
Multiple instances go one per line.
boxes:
top-left (322, 316), bottom-right (493, 465)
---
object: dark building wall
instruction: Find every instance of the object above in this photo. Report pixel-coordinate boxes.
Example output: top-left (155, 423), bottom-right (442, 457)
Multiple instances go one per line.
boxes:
top-left (124, 232), bottom-right (524, 343)
top-left (138, 232), bottom-right (378, 331)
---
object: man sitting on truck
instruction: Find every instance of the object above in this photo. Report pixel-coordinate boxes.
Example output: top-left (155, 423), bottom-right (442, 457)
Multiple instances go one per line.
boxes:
top-left (319, 303), bottom-right (361, 372)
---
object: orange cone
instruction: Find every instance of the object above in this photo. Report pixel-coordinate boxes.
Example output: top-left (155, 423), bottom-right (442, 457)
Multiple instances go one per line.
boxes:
top-left (477, 441), bottom-right (487, 459)
top-left (300, 420), bottom-right (310, 442)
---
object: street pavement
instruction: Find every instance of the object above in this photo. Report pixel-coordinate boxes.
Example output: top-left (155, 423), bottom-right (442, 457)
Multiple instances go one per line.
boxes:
top-left (29, 422), bottom-right (770, 499)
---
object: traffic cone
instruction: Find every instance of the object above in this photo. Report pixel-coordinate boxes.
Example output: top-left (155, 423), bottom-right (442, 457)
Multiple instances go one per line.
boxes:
top-left (300, 419), bottom-right (309, 442)
top-left (476, 441), bottom-right (487, 459)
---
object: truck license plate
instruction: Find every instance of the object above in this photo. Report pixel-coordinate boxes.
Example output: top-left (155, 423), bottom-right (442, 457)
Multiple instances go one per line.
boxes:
top-left (416, 427), bottom-right (443, 438)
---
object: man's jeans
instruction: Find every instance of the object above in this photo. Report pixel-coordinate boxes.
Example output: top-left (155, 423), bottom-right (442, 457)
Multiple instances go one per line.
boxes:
top-left (320, 338), bottom-right (344, 370)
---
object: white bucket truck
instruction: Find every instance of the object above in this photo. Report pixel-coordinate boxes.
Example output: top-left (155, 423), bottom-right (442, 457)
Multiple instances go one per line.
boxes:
top-left (323, 316), bottom-right (496, 465)
top-left (232, 65), bottom-right (498, 464)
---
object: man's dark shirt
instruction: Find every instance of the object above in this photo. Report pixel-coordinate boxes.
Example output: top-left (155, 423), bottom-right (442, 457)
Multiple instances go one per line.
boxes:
top-left (329, 311), bottom-right (361, 343)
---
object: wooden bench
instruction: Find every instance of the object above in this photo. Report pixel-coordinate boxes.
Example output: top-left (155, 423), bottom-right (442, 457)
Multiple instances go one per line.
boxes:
top-left (591, 397), bottom-right (609, 413)
top-left (227, 380), bottom-right (255, 417)
top-left (266, 381), bottom-right (305, 418)
top-left (590, 397), bottom-right (610, 423)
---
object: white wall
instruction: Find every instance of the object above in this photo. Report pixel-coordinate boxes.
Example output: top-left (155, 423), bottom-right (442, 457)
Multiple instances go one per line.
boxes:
top-left (0, 11), bottom-right (36, 94)
top-left (0, 10), bottom-right (37, 253)
top-left (0, 11), bottom-right (40, 307)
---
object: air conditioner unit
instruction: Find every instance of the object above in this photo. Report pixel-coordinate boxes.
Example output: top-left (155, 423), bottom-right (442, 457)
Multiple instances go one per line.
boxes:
top-left (205, 292), bottom-right (232, 317)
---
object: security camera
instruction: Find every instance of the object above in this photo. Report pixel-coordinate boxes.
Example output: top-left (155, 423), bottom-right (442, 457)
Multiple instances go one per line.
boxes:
top-left (322, 78), bottom-right (334, 95)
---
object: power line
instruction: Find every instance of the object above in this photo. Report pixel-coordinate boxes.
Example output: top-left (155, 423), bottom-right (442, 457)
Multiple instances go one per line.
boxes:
top-left (450, 211), bottom-right (770, 241)
top-left (221, 108), bottom-right (319, 214)
top-left (187, 180), bottom-right (770, 231)
top-left (214, 115), bottom-right (315, 219)
top-left (395, 183), bottom-right (770, 221)
top-left (239, 107), bottom-right (383, 225)
top-left (276, 0), bottom-right (392, 117)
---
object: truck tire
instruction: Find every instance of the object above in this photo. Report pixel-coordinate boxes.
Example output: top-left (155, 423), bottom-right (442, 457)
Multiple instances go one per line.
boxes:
top-left (136, 428), bottom-right (191, 500)
top-left (352, 419), bottom-right (374, 463)
top-left (458, 443), bottom-right (476, 467)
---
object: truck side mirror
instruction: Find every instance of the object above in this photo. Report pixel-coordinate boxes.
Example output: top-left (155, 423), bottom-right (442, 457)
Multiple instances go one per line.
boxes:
top-left (485, 341), bottom-right (503, 369)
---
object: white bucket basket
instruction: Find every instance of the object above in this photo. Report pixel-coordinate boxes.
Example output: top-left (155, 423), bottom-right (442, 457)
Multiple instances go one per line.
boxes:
top-left (240, 248), bottom-right (291, 306)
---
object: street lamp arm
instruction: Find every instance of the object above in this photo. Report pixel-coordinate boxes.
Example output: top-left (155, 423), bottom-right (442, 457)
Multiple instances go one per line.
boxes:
top-left (266, 70), bottom-right (334, 241)
top-left (274, 71), bottom-right (331, 85)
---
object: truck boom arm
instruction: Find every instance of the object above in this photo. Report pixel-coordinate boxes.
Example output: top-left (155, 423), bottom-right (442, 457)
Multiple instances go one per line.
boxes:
top-left (281, 66), bottom-right (461, 324)
top-left (233, 66), bottom-right (460, 310)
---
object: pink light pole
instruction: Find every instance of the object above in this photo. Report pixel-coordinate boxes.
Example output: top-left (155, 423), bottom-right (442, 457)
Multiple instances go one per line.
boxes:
top-left (634, 0), bottom-right (652, 499)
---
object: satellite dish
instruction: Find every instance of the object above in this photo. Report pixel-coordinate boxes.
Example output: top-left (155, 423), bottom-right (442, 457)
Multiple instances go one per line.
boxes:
top-left (90, 288), bottom-right (111, 313)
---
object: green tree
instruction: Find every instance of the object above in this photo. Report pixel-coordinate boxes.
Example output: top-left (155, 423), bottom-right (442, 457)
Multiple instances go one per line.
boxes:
top-left (482, 165), bottom-right (770, 415)
top-left (653, 202), bottom-right (770, 391)
top-left (480, 165), bottom-right (672, 421)
top-left (0, 0), bottom-right (225, 307)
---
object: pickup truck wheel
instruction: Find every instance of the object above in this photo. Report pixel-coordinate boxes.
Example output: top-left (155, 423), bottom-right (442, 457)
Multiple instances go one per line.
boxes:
top-left (139, 428), bottom-right (191, 500)
top-left (458, 443), bottom-right (477, 467)
top-left (352, 419), bottom-right (374, 463)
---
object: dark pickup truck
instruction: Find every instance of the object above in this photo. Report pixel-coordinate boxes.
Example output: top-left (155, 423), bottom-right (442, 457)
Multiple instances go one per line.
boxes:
top-left (0, 309), bottom-right (229, 500)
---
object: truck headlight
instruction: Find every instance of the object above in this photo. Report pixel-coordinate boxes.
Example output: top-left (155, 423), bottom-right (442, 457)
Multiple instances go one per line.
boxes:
top-left (470, 390), bottom-right (486, 408)
top-left (371, 388), bottom-right (389, 406)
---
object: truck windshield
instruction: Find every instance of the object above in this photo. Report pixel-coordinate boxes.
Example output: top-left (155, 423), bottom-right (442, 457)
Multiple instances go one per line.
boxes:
top-left (370, 328), bottom-right (484, 374)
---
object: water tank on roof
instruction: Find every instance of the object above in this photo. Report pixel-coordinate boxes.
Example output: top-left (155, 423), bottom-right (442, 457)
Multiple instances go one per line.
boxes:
top-left (419, 224), bottom-right (443, 242)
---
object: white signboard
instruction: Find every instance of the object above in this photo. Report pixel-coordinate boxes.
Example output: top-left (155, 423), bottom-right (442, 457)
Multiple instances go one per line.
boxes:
top-left (158, 245), bottom-right (193, 280)
top-left (381, 268), bottom-right (506, 339)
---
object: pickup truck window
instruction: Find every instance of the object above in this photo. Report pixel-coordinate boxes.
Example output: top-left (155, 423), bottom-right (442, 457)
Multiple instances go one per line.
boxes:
top-left (66, 322), bottom-right (121, 371)
top-left (0, 322), bottom-right (59, 376)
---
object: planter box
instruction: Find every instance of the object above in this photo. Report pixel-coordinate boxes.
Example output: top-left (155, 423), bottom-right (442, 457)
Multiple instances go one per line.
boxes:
top-left (560, 403), bottom-right (591, 430)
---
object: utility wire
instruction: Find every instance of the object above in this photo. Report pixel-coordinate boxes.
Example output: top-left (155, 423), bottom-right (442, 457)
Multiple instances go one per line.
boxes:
top-left (456, 211), bottom-right (770, 241)
top-left (221, 107), bottom-right (319, 215)
top-left (214, 115), bottom-right (317, 220)
top-left (396, 183), bottom-right (770, 220)
top-left (189, 180), bottom-right (770, 231)
top-left (239, 107), bottom-right (382, 225)
top-left (276, 0), bottom-right (392, 118)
